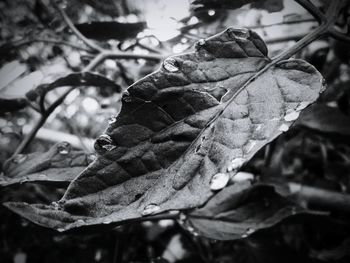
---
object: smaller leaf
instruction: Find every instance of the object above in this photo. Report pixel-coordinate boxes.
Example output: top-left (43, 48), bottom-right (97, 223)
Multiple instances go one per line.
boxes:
top-left (75, 21), bottom-right (146, 41)
top-left (296, 104), bottom-right (350, 136)
top-left (184, 182), bottom-right (302, 240)
top-left (0, 142), bottom-right (94, 187)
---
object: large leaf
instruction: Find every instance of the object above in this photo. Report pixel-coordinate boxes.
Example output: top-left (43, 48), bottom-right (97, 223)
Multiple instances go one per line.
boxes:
top-left (4, 27), bottom-right (324, 232)
top-left (0, 142), bottom-right (94, 187)
top-left (183, 182), bottom-right (303, 240)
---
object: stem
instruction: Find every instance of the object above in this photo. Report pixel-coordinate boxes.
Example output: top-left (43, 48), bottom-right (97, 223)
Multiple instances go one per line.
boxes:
top-left (9, 38), bottom-right (92, 53)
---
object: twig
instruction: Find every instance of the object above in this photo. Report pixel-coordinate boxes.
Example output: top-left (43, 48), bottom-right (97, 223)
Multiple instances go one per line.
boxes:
top-left (53, 1), bottom-right (104, 53)
top-left (8, 38), bottom-right (92, 53)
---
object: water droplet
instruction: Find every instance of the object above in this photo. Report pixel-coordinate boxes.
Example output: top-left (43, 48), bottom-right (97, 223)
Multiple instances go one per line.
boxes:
top-left (103, 218), bottom-right (112, 224)
top-left (232, 172), bottom-right (254, 183)
top-left (228, 158), bottom-right (245, 172)
top-left (57, 142), bottom-right (70, 155)
top-left (210, 173), bottom-right (229, 190)
top-left (108, 116), bottom-right (117, 124)
top-left (279, 123), bottom-right (289, 132)
top-left (246, 228), bottom-right (255, 235)
top-left (12, 154), bottom-right (27, 164)
top-left (51, 201), bottom-right (60, 210)
top-left (95, 134), bottom-right (116, 153)
top-left (87, 154), bottom-right (96, 163)
top-left (208, 9), bottom-right (215, 16)
top-left (284, 111), bottom-right (300, 122)
top-left (57, 228), bottom-right (65, 232)
top-left (142, 204), bottom-right (160, 216)
top-left (198, 39), bottom-right (206, 46)
top-left (163, 58), bottom-right (179, 73)
top-left (122, 95), bottom-right (132, 103)
top-left (296, 101), bottom-right (309, 111)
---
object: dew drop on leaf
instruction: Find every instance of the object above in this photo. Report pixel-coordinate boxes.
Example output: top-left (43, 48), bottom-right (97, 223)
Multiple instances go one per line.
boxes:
top-left (278, 123), bottom-right (289, 132)
top-left (57, 142), bottom-right (70, 155)
top-left (231, 172), bottom-right (254, 183)
top-left (208, 9), bottom-right (215, 16)
top-left (296, 101), bottom-right (309, 111)
top-left (142, 204), bottom-right (160, 216)
top-left (284, 110), bottom-right (300, 122)
top-left (108, 116), bottom-right (117, 124)
top-left (95, 134), bottom-right (116, 153)
top-left (210, 173), bottom-right (229, 190)
top-left (12, 154), bottom-right (27, 164)
top-left (197, 39), bottom-right (206, 46)
top-left (227, 157), bottom-right (245, 172)
top-left (103, 218), bottom-right (112, 224)
top-left (57, 228), bottom-right (65, 232)
top-left (246, 228), bottom-right (255, 235)
top-left (163, 58), bottom-right (179, 73)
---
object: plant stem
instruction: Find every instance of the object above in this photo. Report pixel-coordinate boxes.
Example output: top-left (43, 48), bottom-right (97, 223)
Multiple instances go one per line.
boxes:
top-left (294, 0), bottom-right (327, 23)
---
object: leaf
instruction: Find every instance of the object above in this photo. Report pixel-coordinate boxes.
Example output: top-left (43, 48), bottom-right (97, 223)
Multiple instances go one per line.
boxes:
top-left (4, 27), bottom-right (324, 232)
top-left (26, 72), bottom-right (122, 102)
top-left (296, 104), bottom-right (350, 136)
top-left (75, 21), bottom-right (146, 41)
top-left (183, 182), bottom-right (302, 240)
top-left (191, 0), bottom-right (284, 13)
top-left (0, 142), bottom-right (94, 187)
